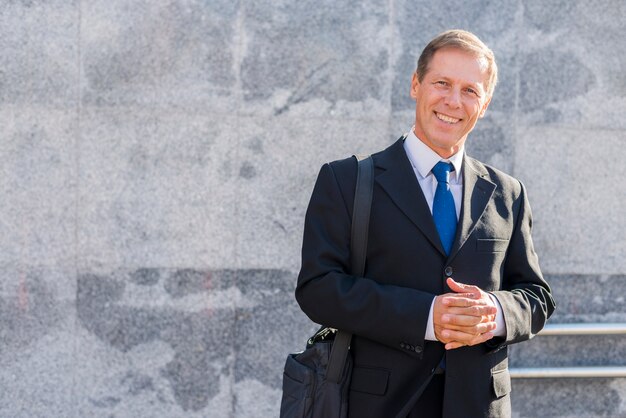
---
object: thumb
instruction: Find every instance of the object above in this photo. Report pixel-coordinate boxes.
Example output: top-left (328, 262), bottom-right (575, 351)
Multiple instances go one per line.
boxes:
top-left (447, 278), bottom-right (479, 295)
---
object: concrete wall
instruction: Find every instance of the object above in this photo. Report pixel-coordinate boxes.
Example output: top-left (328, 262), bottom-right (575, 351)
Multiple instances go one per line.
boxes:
top-left (1, 1), bottom-right (624, 417)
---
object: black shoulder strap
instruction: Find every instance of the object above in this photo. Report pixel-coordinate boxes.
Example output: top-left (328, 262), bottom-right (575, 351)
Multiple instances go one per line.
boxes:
top-left (326, 154), bottom-right (373, 383)
top-left (350, 154), bottom-right (374, 276)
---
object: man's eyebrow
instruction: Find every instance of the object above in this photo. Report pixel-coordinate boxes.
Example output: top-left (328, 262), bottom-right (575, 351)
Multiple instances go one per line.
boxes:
top-left (465, 81), bottom-right (484, 90)
top-left (431, 74), bottom-right (484, 89)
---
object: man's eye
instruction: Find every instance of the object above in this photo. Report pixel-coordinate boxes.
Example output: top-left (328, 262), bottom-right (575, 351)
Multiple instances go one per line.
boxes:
top-left (436, 81), bottom-right (448, 86)
top-left (466, 88), bottom-right (478, 96)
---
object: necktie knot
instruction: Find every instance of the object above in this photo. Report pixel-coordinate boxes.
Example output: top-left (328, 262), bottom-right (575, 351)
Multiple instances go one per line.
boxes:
top-left (432, 161), bottom-right (454, 184)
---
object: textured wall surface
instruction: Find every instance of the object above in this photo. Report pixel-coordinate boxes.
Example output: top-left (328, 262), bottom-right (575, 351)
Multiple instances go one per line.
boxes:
top-left (1, 1), bottom-right (625, 417)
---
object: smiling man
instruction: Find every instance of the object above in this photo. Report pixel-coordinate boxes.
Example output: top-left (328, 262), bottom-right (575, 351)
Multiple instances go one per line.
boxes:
top-left (295, 30), bottom-right (555, 418)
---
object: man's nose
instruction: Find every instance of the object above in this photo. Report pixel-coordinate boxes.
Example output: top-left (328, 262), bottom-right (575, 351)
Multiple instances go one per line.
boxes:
top-left (444, 89), bottom-right (462, 108)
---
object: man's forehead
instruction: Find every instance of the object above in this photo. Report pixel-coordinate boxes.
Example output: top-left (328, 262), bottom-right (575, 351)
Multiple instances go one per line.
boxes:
top-left (428, 48), bottom-right (489, 86)
top-left (435, 47), bottom-right (489, 70)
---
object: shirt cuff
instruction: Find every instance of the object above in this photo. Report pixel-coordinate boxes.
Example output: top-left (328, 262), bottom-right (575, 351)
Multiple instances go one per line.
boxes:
top-left (489, 293), bottom-right (507, 337)
top-left (425, 298), bottom-right (437, 341)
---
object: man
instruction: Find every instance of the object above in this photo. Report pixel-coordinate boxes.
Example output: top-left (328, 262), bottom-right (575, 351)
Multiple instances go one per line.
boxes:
top-left (295, 30), bottom-right (555, 417)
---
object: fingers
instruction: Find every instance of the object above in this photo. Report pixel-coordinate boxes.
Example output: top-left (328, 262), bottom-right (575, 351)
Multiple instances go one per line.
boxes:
top-left (433, 289), bottom-right (498, 350)
top-left (441, 313), bottom-right (480, 326)
top-left (441, 329), bottom-right (495, 349)
top-left (434, 324), bottom-right (456, 345)
top-left (464, 331), bottom-right (494, 347)
top-left (441, 313), bottom-right (496, 328)
top-left (435, 317), bottom-right (497, 341)
top-left (444, 331), bottom-right (493, 350)
top-left (435, 296), bottom-right (497, 330)
top-left (436, 282), bottom-right (497, 350)
top-left (445, 304), bottom-right (497, 318)
top-left (440, 320), bottom-right (497, 334)
top-left (444, 341), bottom-right (465, 350)
top-left (441, 295), bottom-right (491, 308)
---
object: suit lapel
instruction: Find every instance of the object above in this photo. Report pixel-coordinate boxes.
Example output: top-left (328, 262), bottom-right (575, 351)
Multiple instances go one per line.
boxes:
top-left (374, 138), bottom-right (446, 256)
top-left (449, 156), bottom-right (496, 259)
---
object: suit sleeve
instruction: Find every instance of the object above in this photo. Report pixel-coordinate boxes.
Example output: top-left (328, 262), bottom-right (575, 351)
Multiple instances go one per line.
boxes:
top-left (295, 162), bottom-right (434, 354)
top-left (490, 181), bottom-right (556, 347)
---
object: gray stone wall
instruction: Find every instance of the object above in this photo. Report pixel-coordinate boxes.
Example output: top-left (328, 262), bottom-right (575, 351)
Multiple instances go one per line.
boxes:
top-left (1, 1), bottom-right (624, 417)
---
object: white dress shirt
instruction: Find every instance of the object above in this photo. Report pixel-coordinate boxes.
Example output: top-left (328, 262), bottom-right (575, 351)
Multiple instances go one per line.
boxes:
top-left (402, 128), bottom-right (506, 341)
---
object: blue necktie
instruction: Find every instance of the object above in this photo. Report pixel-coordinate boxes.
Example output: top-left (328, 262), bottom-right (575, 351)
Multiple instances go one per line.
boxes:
top-left (432, 162), bottom-right (457, 255)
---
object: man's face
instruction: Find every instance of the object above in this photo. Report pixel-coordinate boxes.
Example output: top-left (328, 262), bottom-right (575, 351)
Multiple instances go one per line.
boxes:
top-left (410, 48), bottom-right (492, 158)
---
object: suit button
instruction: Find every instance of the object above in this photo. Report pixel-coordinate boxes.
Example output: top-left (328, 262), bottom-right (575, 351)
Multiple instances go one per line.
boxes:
top-left (400, 342), bottom-right (406, 349)
top-left (414, 346), bottom-right (422, 354)
top-left (444, 266), bottom-right (453, 277)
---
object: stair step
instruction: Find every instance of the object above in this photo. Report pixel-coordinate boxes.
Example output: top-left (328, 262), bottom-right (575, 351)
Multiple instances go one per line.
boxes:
top-left (510, 334), bottom-right (626, 368)
top-left (511, 378), bottom-right (625, 418)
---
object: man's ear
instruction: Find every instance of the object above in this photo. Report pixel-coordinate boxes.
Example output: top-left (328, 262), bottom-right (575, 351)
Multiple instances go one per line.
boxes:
top-left (479, 96), bottom-right (492, 118)
top-left (410, 72), bottom-right (420, 99)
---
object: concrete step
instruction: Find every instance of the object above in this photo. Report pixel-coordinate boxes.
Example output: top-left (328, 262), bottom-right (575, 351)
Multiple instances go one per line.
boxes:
top-left (541, 274), bottom-right (626, 324)
top-left (511, 378), bottom-right (626, 418)
top-left (510, 334), bottom-right (626, 368)
top-left (507, 274), bottom-right (626, 417)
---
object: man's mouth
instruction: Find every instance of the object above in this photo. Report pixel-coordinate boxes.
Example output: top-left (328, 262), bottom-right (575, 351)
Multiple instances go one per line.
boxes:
top-left (435, 112), bottom-right (461, 124)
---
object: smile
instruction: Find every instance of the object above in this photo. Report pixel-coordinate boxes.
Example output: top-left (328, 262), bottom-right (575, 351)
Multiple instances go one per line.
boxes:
top-left (435, 112), bottom-right (461, 124)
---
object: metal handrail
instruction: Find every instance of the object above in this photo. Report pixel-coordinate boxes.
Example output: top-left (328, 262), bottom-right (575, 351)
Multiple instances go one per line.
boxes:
top-left (511, 367), bottom-right (626, 378)
top-left (510, 323), bottom-right (626, 379)
top-left (538, 323), bottom-right (626, 336)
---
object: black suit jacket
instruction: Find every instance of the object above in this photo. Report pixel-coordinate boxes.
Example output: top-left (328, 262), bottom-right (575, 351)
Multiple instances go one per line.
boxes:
top-left (296, 137), bottom-right (555, 417)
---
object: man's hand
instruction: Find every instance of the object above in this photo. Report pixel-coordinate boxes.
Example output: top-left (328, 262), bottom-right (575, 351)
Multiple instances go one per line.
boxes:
top-left (433, 278), bottom-right (498, 350)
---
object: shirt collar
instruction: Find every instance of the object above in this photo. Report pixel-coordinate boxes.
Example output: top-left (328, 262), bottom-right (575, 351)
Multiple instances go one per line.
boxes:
top-left (404, 127), bottom-right (464, 182)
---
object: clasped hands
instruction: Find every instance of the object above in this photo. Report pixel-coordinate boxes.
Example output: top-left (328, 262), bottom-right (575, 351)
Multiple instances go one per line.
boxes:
top-left (434, 277), bottom-right (498, 350)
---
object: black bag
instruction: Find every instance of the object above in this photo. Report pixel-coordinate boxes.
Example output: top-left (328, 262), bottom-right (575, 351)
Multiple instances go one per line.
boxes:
top-left (280, 155), bottom-right (374, 418)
